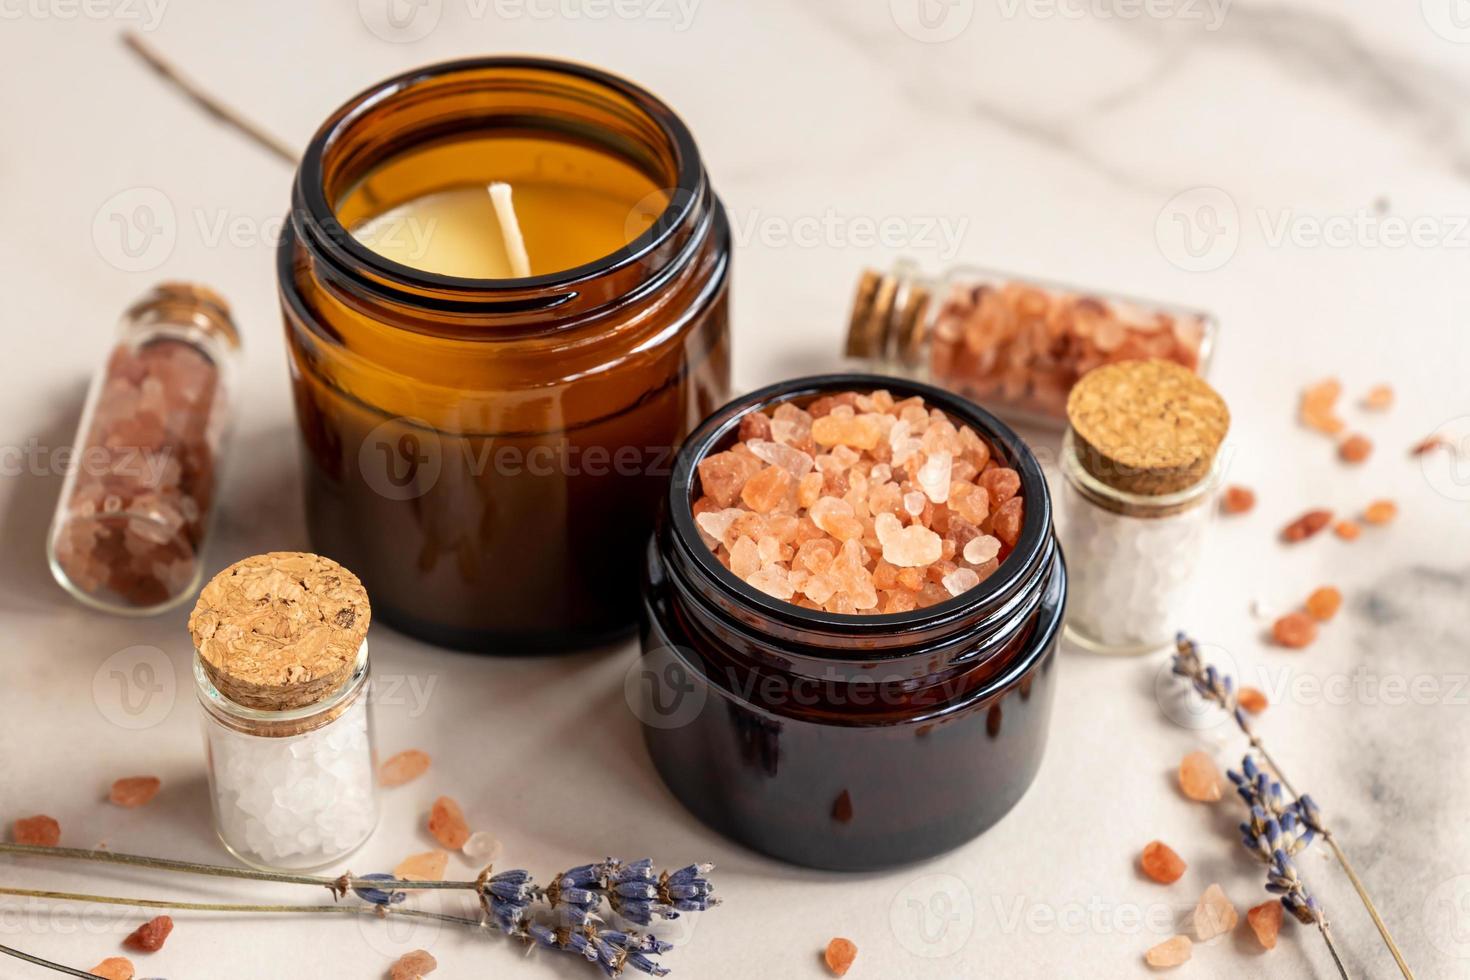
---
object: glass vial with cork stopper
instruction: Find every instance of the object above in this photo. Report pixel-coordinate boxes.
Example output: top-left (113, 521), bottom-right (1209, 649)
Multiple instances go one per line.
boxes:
top-left (48, 283), bottom-right (240, 614)
top-left (1059, 359), bottom-right (1229, 655)
top-left (189, 552), bottom-right (379, 871)
top-left (844, 260), bottom-right (1216, 426)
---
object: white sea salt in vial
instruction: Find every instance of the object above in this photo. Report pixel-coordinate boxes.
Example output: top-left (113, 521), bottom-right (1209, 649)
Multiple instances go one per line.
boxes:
top-left (190, 552), bottom-right (379, 870)
top-left (1058, 360), bottom-right (1229, 655)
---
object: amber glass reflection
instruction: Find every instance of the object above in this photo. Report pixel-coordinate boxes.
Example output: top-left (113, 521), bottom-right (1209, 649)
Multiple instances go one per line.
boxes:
top-left (279, 59), bottom-right (731, 651)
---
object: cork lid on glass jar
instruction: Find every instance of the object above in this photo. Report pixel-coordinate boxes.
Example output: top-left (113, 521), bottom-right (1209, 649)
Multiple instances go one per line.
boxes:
top-left (1065, 359), bottom-right (1229, 501)
top-left (188, 552), bottom-right (371, 711)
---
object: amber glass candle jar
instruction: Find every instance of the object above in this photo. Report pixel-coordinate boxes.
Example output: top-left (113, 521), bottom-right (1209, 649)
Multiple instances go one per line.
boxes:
top-left (637, 375), bottom-right (1065, 870)
top-left (279, 58), bottom-right (730, 651)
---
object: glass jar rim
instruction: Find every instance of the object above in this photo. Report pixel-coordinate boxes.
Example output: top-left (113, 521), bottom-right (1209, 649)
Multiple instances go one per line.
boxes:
top-left (665, 372), bottom-right (1057, 644)
top-left (292, 56), bottom-right (705, 311)
top-left (194, 641), bottom-right (369, 728)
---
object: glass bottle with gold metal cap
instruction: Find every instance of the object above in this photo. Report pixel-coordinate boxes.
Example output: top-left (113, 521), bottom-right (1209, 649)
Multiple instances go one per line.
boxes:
top-left (1058, 359), bottom-right (1229, 654)
top-left (845, 260), bottom-right (1216, 426)
top-left (48, 283), bottom-right (240, 614)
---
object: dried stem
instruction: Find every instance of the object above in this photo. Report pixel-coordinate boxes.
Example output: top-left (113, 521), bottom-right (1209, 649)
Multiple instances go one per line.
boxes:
top-left (1319, 922), bottom-right (1351, 980)
top-left (0, 943), bottom-right (102, 979)
top-left (0, 843), bottom-right (478, 896)
top-left (120, 29), bottom-right (297, 164)
top-left (0, 885), bottom-right (487, 929)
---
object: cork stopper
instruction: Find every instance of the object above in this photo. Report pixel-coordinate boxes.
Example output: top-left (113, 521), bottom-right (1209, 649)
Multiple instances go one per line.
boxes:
top-left (128, 281), bottom-right (241, 350)
top-left (1066, 359), bottom-right (1229, 496)
top-left (188, 552), bottom-right (371, 711)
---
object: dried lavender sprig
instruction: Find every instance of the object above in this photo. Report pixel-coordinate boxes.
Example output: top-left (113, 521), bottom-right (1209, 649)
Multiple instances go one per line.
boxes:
top-left (1227, 755), bottom-right (1346, 978)
top-left (1172, 634), bottom-right (1415, 980)
top-left (0, 846), bottom-right (718, 977)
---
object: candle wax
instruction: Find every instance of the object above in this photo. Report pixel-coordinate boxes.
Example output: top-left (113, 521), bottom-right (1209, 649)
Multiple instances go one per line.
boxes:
top-left (343, 138), bottom-right (669, 279)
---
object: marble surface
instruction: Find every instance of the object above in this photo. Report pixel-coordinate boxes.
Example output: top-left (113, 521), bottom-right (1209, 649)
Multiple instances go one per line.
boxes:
top-left (2, 2), bottom-right (1469, 977)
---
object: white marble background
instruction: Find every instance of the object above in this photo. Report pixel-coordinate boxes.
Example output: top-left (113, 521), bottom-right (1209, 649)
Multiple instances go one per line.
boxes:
top-left (2, 1), bottom-right (1469, 978)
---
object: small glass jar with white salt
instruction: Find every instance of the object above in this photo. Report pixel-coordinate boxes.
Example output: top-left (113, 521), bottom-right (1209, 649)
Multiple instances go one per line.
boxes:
top-left (189, 552), bottom-right (379, 870)
top-left (1059, 360), bottom-right (1229, 655)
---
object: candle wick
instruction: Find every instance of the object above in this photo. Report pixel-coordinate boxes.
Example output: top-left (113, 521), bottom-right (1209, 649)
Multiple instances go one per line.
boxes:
top-left (488, 182), bottom-right (533, 278)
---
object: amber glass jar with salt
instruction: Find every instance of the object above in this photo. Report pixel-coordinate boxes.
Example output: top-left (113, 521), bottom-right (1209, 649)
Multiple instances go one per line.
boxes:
top-left (279, 58), bottom-right (731, 651)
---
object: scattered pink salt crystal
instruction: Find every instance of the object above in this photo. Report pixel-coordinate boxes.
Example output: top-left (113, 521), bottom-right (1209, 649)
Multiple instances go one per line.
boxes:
top-left (462, 830), bottom-right (503, 864)
top-left (12, 815), bottom-right (60, 846)
top-left (89, 957), bottom-right (135, 980)
top-left (379, 749), bottom-right (432, 787)
top-left (390, 949), bottom-right (438, 980)
top-left (394, 850), bottom-right (449, 883)
top-left (109, 776), bottom-right (161, 808)
top-left (1192, 883), bottom-right (1239, 941)
top-left (1178, 751), bottom-right (1224, 802)
top-left (1144, 935), bottom-right (1191, 968)
top-left (428, 796), bottom-right (471, 849)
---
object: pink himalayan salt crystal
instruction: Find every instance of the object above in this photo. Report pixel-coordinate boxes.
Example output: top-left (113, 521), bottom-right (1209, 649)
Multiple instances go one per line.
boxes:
top-left (697, 451), bottom-right (762, 507)
top-left (1247, 900), bottom-right (1283, 949)
top-left (741, 465), bottom-right (792, 513)
top-left (757, 535), bottom-right (783, 564)
top-left (394, 850), bottom-right (449, 883)
top-left (390, 949), bottom-right (439, 980)
top-left (810, 496), bottom-right (864, 540)
top-left (796, 538), bottom-right (837, 573)
top-left (980, 467), bottom-right (1021, 507)
top-left (1192, 883), bottom-right (1239, 941)
top-left (693, 391), bottom-right (1023, 615)
top-left (53, 340), bottom-right (222, 610)
top-left (992, 496), bottom-right (1025, 547)
top-left (1144, 935), bottom-right (1192, 968)
top-left (109, 776), bottom-right (162, 808)
top-left (797, 472), bottom-right (825, 508)
top-left (695, 507), bottom-right (746, 545)
top-left (749, 563), bottom-right (797, 600)
top-left (949, 482), bottom-right (990, 524)
top-left (829, 539), bottom-right (878, 609)
top-left (769, 402), bottom-right (814, 446)
top-left (428, 796), bottom-right (470, 850)
top-left (916, 451), bottom-right (953, 503)
top-left (379, 749), bottom-right (431, 787)
top-left (881, 523), bottom-right (944, 568)
top-left (462, 830), bottom-right (503, 864)
top-left (748, 439), bottom-right (815, 478)
top-left (811, 413), bottom-right (883, 450)
top-left (730, 536), bottom-right (761, 579)
top-left (963, 535), bottom-right (1001, 565)
top-left (1178, 751), bottom-right (1224, 802)
top-left (89, 958), bottom-right (135, 980)
top-left (942, 567), bottom-right (979, 596)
